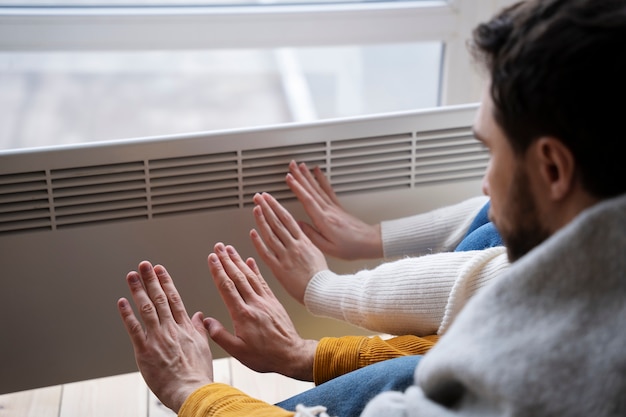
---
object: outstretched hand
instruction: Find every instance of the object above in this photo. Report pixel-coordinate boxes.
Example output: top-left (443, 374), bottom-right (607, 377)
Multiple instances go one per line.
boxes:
top-left (286, 160), bottom-right (383, 260)
top-left (251, 191), bottom-right (328, 304)
top-left (203, 243), bottom-right (318, 382)
top-left (117, 261), bottom-right (214, 413)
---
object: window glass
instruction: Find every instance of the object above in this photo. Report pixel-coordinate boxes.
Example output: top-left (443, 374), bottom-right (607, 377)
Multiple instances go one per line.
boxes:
top-left (0, 43), bottom-right (441, 150)
top-left (299, 43), bottom-right (441, 119)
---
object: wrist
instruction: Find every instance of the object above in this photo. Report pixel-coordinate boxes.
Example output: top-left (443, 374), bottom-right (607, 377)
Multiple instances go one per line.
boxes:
top-left (170, 377), bottom-right (214, 412)
top-left (286, 339), bottom-right (318, 381)
top-left (169, 385), bottom-right (200, 413)
top-left (364, 223), bottom-right (383, 259)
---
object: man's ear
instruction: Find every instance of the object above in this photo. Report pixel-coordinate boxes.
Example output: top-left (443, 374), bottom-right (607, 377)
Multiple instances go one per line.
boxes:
top-left (534, 137), bottom-right (576, 201)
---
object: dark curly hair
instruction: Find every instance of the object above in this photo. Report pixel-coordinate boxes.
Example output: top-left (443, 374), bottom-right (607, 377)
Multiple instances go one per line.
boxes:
top-left (470, 0), bottom-right (626, 198)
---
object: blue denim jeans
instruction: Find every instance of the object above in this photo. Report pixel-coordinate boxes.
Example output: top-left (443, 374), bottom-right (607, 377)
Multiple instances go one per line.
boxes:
top-left (454, 201), bottom-right (503, 251)
top-left (276, 355), bottom-right (421, 417)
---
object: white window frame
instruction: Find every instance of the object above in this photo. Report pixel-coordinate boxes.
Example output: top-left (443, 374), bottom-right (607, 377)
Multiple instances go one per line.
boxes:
top-left (0, 1), bottom-right (515, 107)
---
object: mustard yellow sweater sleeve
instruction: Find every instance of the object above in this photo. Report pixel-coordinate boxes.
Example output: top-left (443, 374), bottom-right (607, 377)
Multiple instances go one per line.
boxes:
top-left (178, 335), bottom-right (438, 416)
top-left (313, 334), bottom-right (439, 385)
top-left (179, 383), bottom-right (296, 417)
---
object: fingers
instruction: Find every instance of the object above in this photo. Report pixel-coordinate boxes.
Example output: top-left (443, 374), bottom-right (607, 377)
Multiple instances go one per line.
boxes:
top-left (245, 256), bottom-right (274, 297)
top-left (253, 192), bottom-right (303, 247)
top-left (250, 227), bottom-right (277, 268)
top-left (288, 160), bottom-right (321, 200)
top-left (117, 297), bottom-right (146, 350)
top-left (209, 243), bottom-right (266, 303)
top-left (313, 164), bottom-right (341, 206)
top-left (286, 162), bottom-right (335, 229)
top-left (245, 256), bottom-right (261, 276)
top-left (252, 203), bottom-right (285, 254)
top-left (298, 162), bottom-right (329, 204)
top-left (289, 160), bottom-right (334, 207)
top-left (223, 244), bottom-right (269, 297)
top-left (118, 261), bottom-right (189, 351)
top-left (286, 161), bottom-right (324, 211)
top-left (126, 263), bottom-right (172, 328)
top-left (263, 192), bottom-right (303, 237)
top-left (208, 251), bottom-right (246, 323)
top-left (122, 261), bottom-right (191, 333)
top-left (153, 264), bottom-right (190, 325)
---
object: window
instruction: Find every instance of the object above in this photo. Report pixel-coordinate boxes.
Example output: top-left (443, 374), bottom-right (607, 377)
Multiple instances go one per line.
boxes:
top-left (0, 1), bottom-right (509, 150)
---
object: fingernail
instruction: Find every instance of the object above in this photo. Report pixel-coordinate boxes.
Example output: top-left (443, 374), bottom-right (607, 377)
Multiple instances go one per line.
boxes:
top-left (154, 265), bottom-right (166, 277)
top-left (139, 261), bottom-right (152, 273)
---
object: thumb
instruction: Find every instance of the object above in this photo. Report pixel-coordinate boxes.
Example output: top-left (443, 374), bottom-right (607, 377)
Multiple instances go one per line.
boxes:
top-left (191, 311), bottom-right (208, 334)
top-left (203, 317), bottom-right (242, 355)
top-left (299, 221), bottom-right (331, 253)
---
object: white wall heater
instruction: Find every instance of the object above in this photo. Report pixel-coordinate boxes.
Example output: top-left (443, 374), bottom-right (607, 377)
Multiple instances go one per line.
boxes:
top-left (0, 103), bottom-right (485, 394)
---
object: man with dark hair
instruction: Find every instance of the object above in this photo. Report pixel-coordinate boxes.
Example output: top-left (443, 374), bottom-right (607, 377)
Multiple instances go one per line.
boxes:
top-left (117, 0), bottom-right (626, 416)
top-left (359, 1), bottom-right (626, 415)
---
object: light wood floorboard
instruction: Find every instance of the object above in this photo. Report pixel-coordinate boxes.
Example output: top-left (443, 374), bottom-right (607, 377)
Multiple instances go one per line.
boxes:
top-left (0, 357), bottom-right (314, 417)
top-left (0, 385), bottom-right (62, 417)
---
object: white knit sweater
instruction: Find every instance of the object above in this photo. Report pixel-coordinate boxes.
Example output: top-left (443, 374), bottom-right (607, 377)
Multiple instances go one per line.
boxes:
top-left (303, 196), bottom-right (510, 336)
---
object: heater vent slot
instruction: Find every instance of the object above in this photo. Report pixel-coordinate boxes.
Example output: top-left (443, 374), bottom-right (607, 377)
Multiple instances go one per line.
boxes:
top-left (0, 106), bottom-right (485, 234)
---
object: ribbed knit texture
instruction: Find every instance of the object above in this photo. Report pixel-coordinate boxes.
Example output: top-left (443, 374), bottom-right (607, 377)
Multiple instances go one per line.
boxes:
top-left (313, 335), bottom-right (439, 385)
top-left (179, 384), bottom-right (295, 417)
top-left (381, 196), bottom-right (489, 259)
top-left (305, 247), bottom-right (508, 336)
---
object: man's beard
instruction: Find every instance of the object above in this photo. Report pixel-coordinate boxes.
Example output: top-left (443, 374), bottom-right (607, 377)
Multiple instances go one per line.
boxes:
top-left (500, 168), bottom-right (551, 263)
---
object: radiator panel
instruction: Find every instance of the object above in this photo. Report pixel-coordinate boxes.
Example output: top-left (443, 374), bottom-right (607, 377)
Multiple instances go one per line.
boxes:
top-left (0, 104), bottom-right (485, 394)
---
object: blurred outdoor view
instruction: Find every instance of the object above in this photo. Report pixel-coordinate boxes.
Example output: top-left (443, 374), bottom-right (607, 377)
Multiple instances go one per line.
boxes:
top-left (0, 1), bottom-right (441, 150)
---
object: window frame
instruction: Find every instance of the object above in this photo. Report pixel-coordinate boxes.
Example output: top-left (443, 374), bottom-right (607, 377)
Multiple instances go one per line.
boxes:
top-left (0, 1), bottom-right (513, 108)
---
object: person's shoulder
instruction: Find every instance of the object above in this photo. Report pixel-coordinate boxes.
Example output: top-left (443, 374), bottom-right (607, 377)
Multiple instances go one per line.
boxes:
top-left (576, 193), bottom-right (626, 228)
top-left (554, 193), bottom-right (626, 254)
top-left (500, 193), bottom-right (626, 297)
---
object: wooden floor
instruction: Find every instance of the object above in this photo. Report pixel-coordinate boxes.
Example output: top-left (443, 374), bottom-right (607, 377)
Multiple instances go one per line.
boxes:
top-left (0, 357), bottom-right (315, 417)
